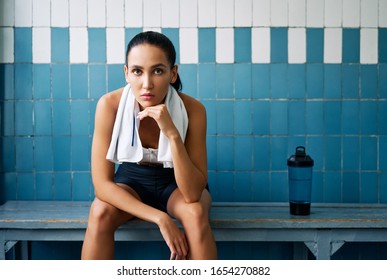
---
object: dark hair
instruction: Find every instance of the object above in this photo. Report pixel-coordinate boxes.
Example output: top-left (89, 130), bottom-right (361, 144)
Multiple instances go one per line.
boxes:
top-left (125, 31), bottom-right (182, 92)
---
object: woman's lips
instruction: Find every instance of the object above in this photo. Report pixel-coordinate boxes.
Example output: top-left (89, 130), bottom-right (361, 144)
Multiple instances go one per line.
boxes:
top-left (140, 93), bottom-right (154, 101)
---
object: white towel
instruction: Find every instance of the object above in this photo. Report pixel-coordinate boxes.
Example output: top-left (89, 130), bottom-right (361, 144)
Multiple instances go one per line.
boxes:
top-left (106, 84), bottom-right (188, 168)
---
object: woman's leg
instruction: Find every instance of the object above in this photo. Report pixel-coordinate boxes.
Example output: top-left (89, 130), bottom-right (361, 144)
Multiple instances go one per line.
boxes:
top-left (81, 185), bottom-right (139, 260)
top-left (167, 189), bottom-right (217, 260)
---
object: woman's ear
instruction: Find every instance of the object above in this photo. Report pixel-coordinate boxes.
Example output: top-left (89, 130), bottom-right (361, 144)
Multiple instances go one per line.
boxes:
top-left (170, 65), bottom-right (178, 83)
top-left (123, 65), bottom-right (130, 83)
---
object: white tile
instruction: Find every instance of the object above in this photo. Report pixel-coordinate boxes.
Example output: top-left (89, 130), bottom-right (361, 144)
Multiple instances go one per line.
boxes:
top-left (289, 0), bottom-right (306, 27)
top-left (198, 0), bottom-right (215, 27)
top-left (252, 27), bottom-right (270, 63)
top-left (235, 0), bottom-right (252, 27)
top-left (70, 27), bottom-right (88, 63)
top-left (33, 0), bottom-right (50, 26)
top-left (381, 0), bottom-right (387, 27)
top-left (252, 0), bottom-right (270, 27)
top-left (179, 28), bottom-right (198, 63)
top-left (325, 0), bottom-right (342, 27)
top-left (15, 0), bottom-right (33, 27)
top-left (361, 0), bottom-right (378, 27)
top-left (51, 0), bottom-right (69, 27)
top-left (107, 0), bottom-right (125, 27)
top-left (0, 28), bottom-right (14, 63)
top-left (69, 0), bottom-right (87, 27)
top-left (161, 0), bottom-right (179, 27)
top-left (216, 28), bottom-right (234, 63)
top-left (0, 0), bottom-right (15, 26)
top-left (143, 27), bottom-right (161, 33)
top-left (88, 0), bottom-right (106, 27)
top-left (144, 0), bottom-right (161, 27)
top-left (324, 28), bottom-right (342, 63)
top-left (271, 0), bottom-right (288, 27)
top-left (106, 28), bottom-right (125, 64)
top-left (360, 28), bottom-right (378, 64)
top-left (306, 0), bottom-right (324, 27)
top-left (342, 0), bottom-right (360, 27)
top-left (125, 0), bottom-right (143, 27)
top-left (288, 28), bottom-right (306, 63)
top-left (32, 27), bottom-right (51, 63)
top-left (180, 0), bottom-right (197, 27)
top-left (216, 0), bottom-right (233, 27)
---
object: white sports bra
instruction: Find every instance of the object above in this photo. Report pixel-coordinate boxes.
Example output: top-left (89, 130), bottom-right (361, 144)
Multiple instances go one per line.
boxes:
top-left (138, 147), bottom-right (161, 164)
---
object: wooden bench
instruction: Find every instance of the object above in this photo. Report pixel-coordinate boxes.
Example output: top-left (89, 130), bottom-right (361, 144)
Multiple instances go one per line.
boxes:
top-left (2, 200), bottom-right (387, 260)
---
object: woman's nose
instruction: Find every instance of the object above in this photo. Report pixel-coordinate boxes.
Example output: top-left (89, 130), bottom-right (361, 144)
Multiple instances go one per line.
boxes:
top-left (142, 74), bottom-right (153, 89)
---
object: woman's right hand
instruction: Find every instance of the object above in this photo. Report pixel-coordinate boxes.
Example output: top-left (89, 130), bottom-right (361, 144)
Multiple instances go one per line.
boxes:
top-left (158, 214), bottom-right (188, 260)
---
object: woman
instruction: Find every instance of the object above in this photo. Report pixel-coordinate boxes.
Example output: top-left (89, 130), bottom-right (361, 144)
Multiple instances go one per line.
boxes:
top-left (81, 31), bottom-right (217, 260)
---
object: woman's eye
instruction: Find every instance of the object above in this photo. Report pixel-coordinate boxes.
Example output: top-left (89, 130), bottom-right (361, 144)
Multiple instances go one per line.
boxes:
top-left (154, 68), bottom-right (163, 75)
top-left (132, 69), bottom-right (142, 75)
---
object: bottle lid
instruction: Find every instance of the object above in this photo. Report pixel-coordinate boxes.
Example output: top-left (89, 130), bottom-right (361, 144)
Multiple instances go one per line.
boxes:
top-left (287, 146), bottom-right (314, 167)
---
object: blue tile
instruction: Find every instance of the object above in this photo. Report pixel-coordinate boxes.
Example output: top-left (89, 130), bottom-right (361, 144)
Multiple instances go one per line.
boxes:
top-left (215, 172), bottom-right (234, 201)
top-left (202, 100), bottom-right (217, 134)
top-left (54, 172), bottom-right (72, 200)
top-left (0, 64), bottom-right (14, 99)
top-left (34, 101), bottom-right (52, 135)
top-left (52, 64), bottom-right (69, 99)
top-left (71, 64), bottom-right (88, 99)
top-left (34, 136), bottom-right (53, 171)
top-left (379, 101), bottom-right (387, 135)
top-left (234, 64), bottom-right (251, 99)
top-left (15, 101), bottom-right (33, 135)
top-left (306, 64), bottom-right (323, 98)
top-left (288, 101), bottom-right (306, 135)
top-left (51, 28), bottom-right (69, 63)
top-left (3, 101), bottom-right (14, 136)
top-left (125, 28), bottom-right (143, 49)
top-left (306, 101), bottom-right (324, 135)
top-left (53, 136), bottom-right (71, 171)
top-left (311, 171), bottom-right (324, 202)
top-left (252, 64), bottom-right (270, 98)
top-left (379, 28), bottom-right (387, 63)
top-left (380, 64), bottom-right (387, 98)
top-left (15, 63), bottom-right (33, 99)
top-left (52, 101), bottom-right (70, 135)
top-left (108, 64), bottom-right (125, 92)
top-left (342, 29), bottom-right (360, 63)
top-left (342, 172), bottom-right (360, 202)
top-left (380, 136), bottom-right (387, 170)
top-left (252, 100), bottom-right (270, 135)
top-left (288, 64), bottom-right (306, 98)
top-left (71, 136), bottom-right (90, 171)
top-left (234, 172), bottom-right (252, 201)
top-left (306, 28), bottom-right (324, 63)
top-left (71, 100), bottom-right (89, 135)
top-left (73, 172), bottom-right (91, 201)
top-left (324, 101), bottom-right (341, 135)
top-left (33, 64), bottom-right (51, 99)
top-left (324, 64), bottom-right (341, 98)
top-left (162, 28), bottom-right (180, 64)
top-left (343, 136), bottom-right (359, 170)
top-left (179, 64), bottom-right (197, 97)
top-left (14, 28), bottom-right (32, 63)
top-left (271, 137), bottom-right (288, 171)
top-left (15, 137), bottom-right (33, 171)
top-left (360, 65), bottom-right (378, 98)
top-left (325, 137), bottom-right (342, 170)
top-left (270, 172), bottom-right (287, 202)
top-left (253, 137), bottom-right (270, 171)
top-left (17, 173), bottom-right (34, 200)
top-left (234, 136), bottom-right (252, 171)
top-left (88, 28), bottom-right (106, 63)
top-left (270, 64), bottom-right (288, 98)
top-left (252, 172), bottom-right (270, 201)
top-left (342, 100), bottom-right (359, 134)
top-left (324, 172), bottom-right (342, 202)
top-left (361, 137), bottom-right (377, 170)
top-left (89, 99), bottom-right (97, 134)
top-left (1, 137), bottom-right (15, 172)
top-left (342, 64), bottom-right (359, 98)
top-left (380, 173), bottom-right (387, 203)
top-left (89, 64), bottom-right (107, 99)
top-left (288, 136), bottom-right (306, 158)
top-left (198, 28), bottom-right (216, 63)
top-left (360, 172), bottom-right (378, 203)
top-left (271, 28), bottom-right (288, 63)
top-left (206, 135), bottom-right (216, 170)
top-left (216, 64), bottom-right (233, 98)
top-left (234, 100), bottom-right (252, 134)
top-left (270, 101), bottom-right (288, 135)
top-left (3, 173), bottom-right (17, 200)
top-left (235, 28), bottom-right (251, 63)
top-left (217, 100), bottom-right (234, 134)
top-left (198, 63), bottom-right (216, 98)
top-left (360, 101), bottom-right (377, 135)
top-left (36, 173), bottom-right (53, 200)
top-left (217, 136), bottom-right (234, 170)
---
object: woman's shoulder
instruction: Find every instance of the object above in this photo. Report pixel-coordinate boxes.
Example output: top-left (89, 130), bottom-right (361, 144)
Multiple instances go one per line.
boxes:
top-left (96, 87), bottom-right (124, 114)
top-left (178, 92), bottom-right (206, 116)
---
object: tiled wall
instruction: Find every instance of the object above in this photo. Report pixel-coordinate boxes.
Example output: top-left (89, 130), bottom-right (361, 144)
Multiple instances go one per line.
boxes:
top-left (1, 0), bottom-right (387, 206)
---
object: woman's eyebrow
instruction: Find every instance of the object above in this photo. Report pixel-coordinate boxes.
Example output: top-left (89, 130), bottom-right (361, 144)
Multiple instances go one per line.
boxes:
top-left (128, 63), bottom-right (168, 69)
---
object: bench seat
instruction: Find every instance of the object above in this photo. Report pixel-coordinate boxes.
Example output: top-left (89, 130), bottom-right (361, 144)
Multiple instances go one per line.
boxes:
top-left (2, 200), bottom-right (387, 260)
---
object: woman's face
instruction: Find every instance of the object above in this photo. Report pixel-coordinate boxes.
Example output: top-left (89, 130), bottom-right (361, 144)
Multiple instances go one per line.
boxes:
top-left (124, 44), bottom-right (178, 110)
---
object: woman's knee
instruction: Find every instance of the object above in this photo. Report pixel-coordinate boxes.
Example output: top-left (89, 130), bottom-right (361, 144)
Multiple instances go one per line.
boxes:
top-left (87, 199), bottom-right (123, 233)
top-left (181, 202), bottom-right (209, 229)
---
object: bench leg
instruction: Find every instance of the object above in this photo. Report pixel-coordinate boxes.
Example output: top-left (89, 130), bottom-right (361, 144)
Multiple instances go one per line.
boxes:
top-left (20, 241), bottom-right (29, 260)
top-left (0, 231), bottom-right (5, 260)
